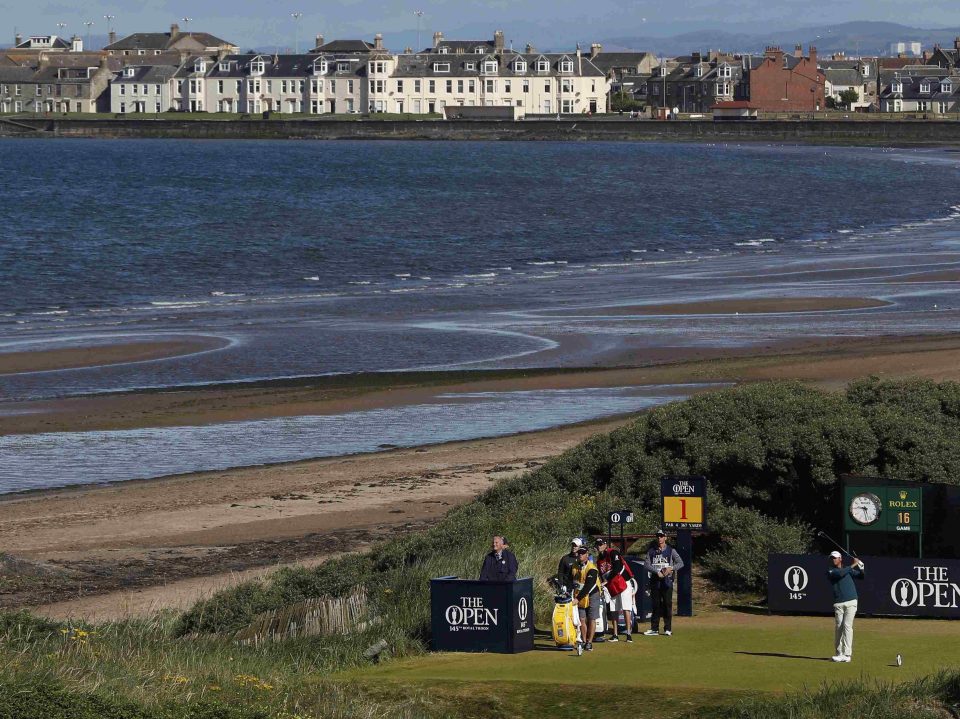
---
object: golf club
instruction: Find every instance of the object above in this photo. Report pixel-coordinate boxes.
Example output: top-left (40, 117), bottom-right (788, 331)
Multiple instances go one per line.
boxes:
top-left (815, 530), bottom-right (859, 559)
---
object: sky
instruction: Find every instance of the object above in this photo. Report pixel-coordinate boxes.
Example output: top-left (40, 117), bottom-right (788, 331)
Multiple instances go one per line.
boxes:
top-left (4, 0), bottom-right (960, 51)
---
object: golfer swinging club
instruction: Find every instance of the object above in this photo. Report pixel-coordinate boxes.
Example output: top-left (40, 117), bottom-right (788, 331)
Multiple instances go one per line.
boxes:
top-left (827, 549), bottom-right (865, 663)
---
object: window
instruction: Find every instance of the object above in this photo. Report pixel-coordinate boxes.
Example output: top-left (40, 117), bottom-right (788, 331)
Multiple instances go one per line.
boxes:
top-left (369, 79), bottom-right (385, 93)
top-left (891, 81), bottom-right (902, 93)
top-left (659, 66), bottom-right (668, 77)
top-left (514, 60), bottom-right (526, 73)
top-left (504, 80), bottom-right (511, 93)
top-left (457, 79), bottom-right (463, 93)
top-left (413, 99), bottom-right (421, 113)
top-left (918, 100), bottom-right (929, 111)
top-left (483, 60), bottom-right (498, 74)
top-left (716, 82), bottom-right (731, 96)
top-left (348, 80), bottom-right (354, 93)
top-left (248, 79), bottom-right (260, 93)
top-left (236, 80), bottom-right (242, 93)
top-left (446, 79), bottom-right (452, 93)
top-left (281, 80), bottom-right (288, 93)
top-left (941, 81), bottom-right (953, 93)
top-left (371, 61), bottom-right (386, 73)
top-left (119, 84), bottom-right (125, 95)
top-left (155, 101), bottom-right (161, 112)
top-left (219, 61), bottom-right (230, 72)
top-left (429, 80), bottom-right (435, 93)
top-left (433, 62), bottom-right (450, 73)
top-left (475, 47), bottom-right (485, 54)
top-left (544, 81), bottom-right (551, 92)
top-left (337, 62), bottom-right (349, 71)
top-left (920, 82), bottom-right (930, 94)
top-left (124, 67), bottom-right (136, 78)
top-left (299, 80), bottom-right (305, 93)
top-left (465, 62), bottom-right (475, 71)
top-left (36, 85), bottom-right (42, 95)
top-left (347, 98), bottom-right (354, 111)
top-left (190, 79), bottom-right (200, 93)
top-left (251, 59), bottom-right (265, 75)
top-left (329, 79), bottom-right (336, 92)
top-left (311, 99), bottom-right (320, 113)
top-left (468, 80), bottom-right (475, 92)
top-left (14, 100), bottom-right (22, 112)
top-left (414, 80), bottom-right (421, 92)
top-left (311, 79), bottom-right (319, 93)
top-left (893, 99), bottom-right (902, 111)
top-left (559, 59), bottom-right (573, 73)
top-left (120, 102), bottom-right (126, 112)
top-left (695, 65), bottom-right (704, 77)
top-left (562, 99), bottom-right (573, 113)
top-left (523, 79), bottom-right (530, 92)
top-left (194, 60), bottom-right (205, 73)
top-left (438, 46), bottom-right (449, 54)
top-left (536, 59), bottom-right (549, 73)
top-left (397, 80), bottom-right (404, 92)
top-left (561, 79), bottom-right (573, 93)
top-left (155, 84), bottom-right (161, 95)
top-left (315, 60), bottom-right (327, 75)
top-left (938, 101), bottom-right (947, 113)
top-left (718, 65), bottom-right (732, 78)
top-left (266, 81), bottom-right (272, 93)
top-left (485, 79), bottom-right (495, 93)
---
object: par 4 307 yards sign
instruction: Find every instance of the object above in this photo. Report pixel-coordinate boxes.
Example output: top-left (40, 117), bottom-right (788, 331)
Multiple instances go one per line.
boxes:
top-left (661, 476), bottom-right (707, 531)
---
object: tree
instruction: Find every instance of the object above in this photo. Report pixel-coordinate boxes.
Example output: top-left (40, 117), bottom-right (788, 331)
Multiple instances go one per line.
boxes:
top-left (838, 88), bottom-right (860, 109)
top-left (610, 90), bottom-right (641, 113)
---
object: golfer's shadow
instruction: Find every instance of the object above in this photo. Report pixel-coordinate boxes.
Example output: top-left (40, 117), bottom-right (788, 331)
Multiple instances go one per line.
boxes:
top-left (735, 651), bottom-right (832, 662)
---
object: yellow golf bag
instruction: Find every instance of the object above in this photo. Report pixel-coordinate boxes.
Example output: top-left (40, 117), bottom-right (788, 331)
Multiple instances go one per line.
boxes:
top-left (552, 594), bottom-right (579, 648)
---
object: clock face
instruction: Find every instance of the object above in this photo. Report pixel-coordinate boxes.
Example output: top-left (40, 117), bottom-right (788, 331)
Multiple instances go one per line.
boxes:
top-left (849, 492), bottom-right (882, 526)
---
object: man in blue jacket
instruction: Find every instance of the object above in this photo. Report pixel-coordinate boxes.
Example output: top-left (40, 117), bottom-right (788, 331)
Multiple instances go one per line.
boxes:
top-left (479, 535), bottom-right (518, 582)
top-left (827, 550), bottom-right (865, 663)
top-left (642, 529), bottom-right (684, 636)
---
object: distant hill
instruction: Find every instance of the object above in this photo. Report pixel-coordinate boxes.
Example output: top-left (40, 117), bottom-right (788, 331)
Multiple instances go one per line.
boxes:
top-left (601, 21), bottom-right (960, 57)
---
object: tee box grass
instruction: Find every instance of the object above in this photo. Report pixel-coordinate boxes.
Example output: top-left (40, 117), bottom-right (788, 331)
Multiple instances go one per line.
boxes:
top-left (341, 612), bottom-right (960, 719)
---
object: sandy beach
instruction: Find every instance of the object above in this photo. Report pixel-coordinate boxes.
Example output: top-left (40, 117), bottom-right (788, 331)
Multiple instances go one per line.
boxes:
top-left (4, 328), bottom-right (960, 620)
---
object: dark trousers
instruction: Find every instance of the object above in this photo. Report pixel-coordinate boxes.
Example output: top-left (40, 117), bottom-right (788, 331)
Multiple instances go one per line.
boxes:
top-left (650, 580), bottom-right (673, 632)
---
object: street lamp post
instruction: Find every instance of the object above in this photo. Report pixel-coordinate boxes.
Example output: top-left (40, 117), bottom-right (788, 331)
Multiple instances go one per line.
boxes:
top-left (56, 22), bottom-right (67, 40)
top-left (414, 10), bottom-right (424, 52)
top-left (84, 21), bottom-right (94, 49)
top-left (103, 15), bottom-right (115, 39)
top-left (291, 12), bottom-right (303, 54)
top-left (182, 17), bottom-right (193, 35)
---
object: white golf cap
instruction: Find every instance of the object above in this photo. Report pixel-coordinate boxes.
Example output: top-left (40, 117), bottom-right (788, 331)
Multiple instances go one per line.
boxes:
top-left (830, 551), bottom-right (842, 558)
top-left (571, 537), bottom-right (584, 547)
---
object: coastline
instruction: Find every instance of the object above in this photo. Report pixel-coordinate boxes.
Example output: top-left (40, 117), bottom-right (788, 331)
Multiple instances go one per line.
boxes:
top-left (6, 331), bottom-right (960, 618)
top-left (5, 117), bottom-right (960, 146)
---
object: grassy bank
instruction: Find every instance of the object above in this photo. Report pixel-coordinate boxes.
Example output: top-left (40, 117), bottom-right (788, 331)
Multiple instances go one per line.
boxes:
top-left (2, 378), bottom-right (959, 717)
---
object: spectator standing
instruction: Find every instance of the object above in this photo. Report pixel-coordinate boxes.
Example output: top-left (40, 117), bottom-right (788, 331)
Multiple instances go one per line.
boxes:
top-left (643, 529), bottom-right (684, 636)
top-left (479, 535), bottom-right (518, 582)
top-left (595, 537), bottom-right (635, 642)
top-left (557, 538), bottom-right (584, 593)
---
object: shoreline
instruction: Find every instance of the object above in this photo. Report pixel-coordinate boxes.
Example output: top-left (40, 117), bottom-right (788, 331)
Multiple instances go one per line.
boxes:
top-left (0, 335), bottom-right (229, 375)
top-left (6, 332), bottom-right (960, 617)
top-left (5, 118), bottom-right (960, 147)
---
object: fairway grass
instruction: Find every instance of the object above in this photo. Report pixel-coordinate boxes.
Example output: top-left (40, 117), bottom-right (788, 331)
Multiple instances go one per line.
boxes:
top-left (344, 612), bottom-right (960, 718)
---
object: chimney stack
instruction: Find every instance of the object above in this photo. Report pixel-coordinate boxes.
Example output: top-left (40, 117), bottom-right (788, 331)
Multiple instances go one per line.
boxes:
top-left (374, 33), bottom-right (383, 51)
top-left (433, 31), bottom-right (443, 48)
top-left (590, 43), bottom-right (601, 59)
top-left (71, 35), bottom-right (83, 52)
top-left (15, 32), bottom-right (22, 46)
top-left (108, 30), bottom-right (116, 45)
top-left (794, 43), bottom-right (802, 57)
top-left (170, 23), bottom-right (180, 39)
top-left (316, 34), bottom-right (324, 49)
top-left (525, 43), bottom-right (534, 54)
top-left (494, 29), bottom-right (504, 53)
top-left (955, 36), bottom-right (960, 51)
top-left (809, 45), bottom-right (817, 65)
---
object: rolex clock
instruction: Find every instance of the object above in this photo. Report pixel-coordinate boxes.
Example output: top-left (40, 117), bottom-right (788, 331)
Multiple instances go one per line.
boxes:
top-left (849, 492), bottom-right (882, 526)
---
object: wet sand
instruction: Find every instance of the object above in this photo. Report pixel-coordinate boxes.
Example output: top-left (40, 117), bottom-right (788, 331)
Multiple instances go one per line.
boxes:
top-left (6, 333), bottom-right (960, 619)
top-left (0, 336), bottom-right (229, 375)
top-left (540, 297), bottom-right (891, 316)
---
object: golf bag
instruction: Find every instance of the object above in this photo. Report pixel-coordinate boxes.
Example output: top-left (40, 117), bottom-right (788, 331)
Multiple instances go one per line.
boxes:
top-left (550, 580), bottom-right (580, 648)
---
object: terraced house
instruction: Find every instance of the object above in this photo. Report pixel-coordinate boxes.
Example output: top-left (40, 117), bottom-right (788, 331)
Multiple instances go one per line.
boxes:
top-left (377, 30), bottom-right (608, 115)
top-left (0, 54), bottom-right (116, 113)
top-left (879, 68), bottom-right (960, 113)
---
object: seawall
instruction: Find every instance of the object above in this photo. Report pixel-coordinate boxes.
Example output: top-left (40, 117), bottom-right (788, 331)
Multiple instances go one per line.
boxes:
top-left (3, 117), bottom-right (960, 145)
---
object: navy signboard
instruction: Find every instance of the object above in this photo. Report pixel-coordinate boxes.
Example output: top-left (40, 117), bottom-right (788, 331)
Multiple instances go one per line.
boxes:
top-left (661, 476), bottom-right (707, 531)
top-left (769, 554), bottom-right (960, 618)
top-left (608, 510), bottom-right (634, 525)
top-left (430, 577), bottom-right (534, 653)
top-left (844, 485), bottom-right (923, 534)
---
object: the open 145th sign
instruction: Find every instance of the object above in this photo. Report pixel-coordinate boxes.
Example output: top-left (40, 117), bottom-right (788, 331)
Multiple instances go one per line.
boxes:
top-left (661, 476), bottom-right (707, 531)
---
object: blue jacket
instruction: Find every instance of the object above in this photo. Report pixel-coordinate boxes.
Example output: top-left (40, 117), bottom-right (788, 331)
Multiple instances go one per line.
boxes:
top-left (479, 549), bottom-right (518, 582)
top-left (644, 544), bottom-right (684, 589)
top-left (827, 565), bottom-right (864, 603)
